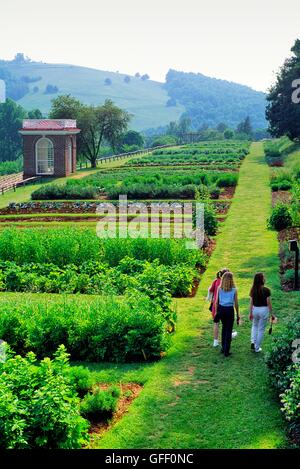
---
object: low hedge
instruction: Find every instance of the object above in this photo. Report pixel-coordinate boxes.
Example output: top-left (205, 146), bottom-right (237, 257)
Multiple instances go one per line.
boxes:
top-left (0, 258), bottom-right (199, 297)
top-left (31, 184), bottom-right (100, 200)
top-left (0, 294), bottom-right (170, 362)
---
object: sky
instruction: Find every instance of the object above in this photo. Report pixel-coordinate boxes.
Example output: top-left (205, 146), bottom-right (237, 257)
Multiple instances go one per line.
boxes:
top-left (0, 0), bottom-right (299, 92)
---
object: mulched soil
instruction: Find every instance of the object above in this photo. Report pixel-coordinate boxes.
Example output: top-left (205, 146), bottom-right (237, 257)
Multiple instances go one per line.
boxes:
top-left (88, 383), bottom-right (143, 437)
top-left (272, 190), bottom-right (292, 207)
top-left (220, 186), bottom-right (236, 199)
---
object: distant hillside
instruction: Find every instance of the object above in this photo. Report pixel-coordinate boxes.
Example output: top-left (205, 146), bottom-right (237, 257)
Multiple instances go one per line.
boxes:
top-left (165, 69), bottom-right (266, 129)
top-left (0, 58), bottom-right (266, 131)
top-left (1, 61), bottom-right (184, 131)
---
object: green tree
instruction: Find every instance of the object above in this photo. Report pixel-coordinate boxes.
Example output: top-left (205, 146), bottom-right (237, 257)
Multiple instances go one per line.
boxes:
top-left (266, 38), bottom-right (300, 141)
top-left (166, 121), bottom-right (179, 137)
top-left (0, 99), bottom-right (26, 162)
top-left (50, 96), bottom-right (131, 168)
top-left (28, 109), bottom-right (43, 119)
top-left (224, 129), bottom-right (234, 139)
top-left (119, 130), bottom-right (144, 148)
top-left (217, 122), bottom-right (227, 132)
top-left (236, 116), bottom-right (252, 136)
top-left (49, 94), bottom-right (83, 119)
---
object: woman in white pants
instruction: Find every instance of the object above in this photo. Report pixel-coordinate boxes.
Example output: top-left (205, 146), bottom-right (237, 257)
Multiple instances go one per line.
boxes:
top-left (249, 272), bottom-right (274, 353)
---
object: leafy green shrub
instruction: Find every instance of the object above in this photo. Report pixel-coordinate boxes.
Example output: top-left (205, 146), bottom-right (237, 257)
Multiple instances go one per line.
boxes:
top-left (204, 205), bottom-right (218, 236)
top-left (268, 204), bottom-right (293, 231)
top-left (31, 184), bottom-right (99, 200)
top-left (265, 317), bottom-right (300, 392)
top-left (0, 295), bottom-right (169, 362)
top-left (0, 157), bottom-right (23, 176)
top-left (271, 180), bottom-right (293, 191)
top-left (80, 386), bottom-right (120, 420)
top-left (283, 269), bottom-right (296, 284)
top-left (281, 365), bottom-right (300, 417)
top-left (0, 346), bottom-right (89, 449)
top-left (216, 174), bottom-right (238, 187)
top-left (209, 185), bottom-right (221, 199)
top-left (291, 182), bottom-right (300, 226)
top-left (67, 366), bottom-right (95, 396)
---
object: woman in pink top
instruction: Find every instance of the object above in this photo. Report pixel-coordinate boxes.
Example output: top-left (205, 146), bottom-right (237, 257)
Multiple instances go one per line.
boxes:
top-left (208, 268), bottom-right (229, 347)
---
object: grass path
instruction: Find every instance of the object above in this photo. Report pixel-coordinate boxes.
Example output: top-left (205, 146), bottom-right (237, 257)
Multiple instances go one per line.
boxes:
top-left (96, 142), bottom-right (290, 449)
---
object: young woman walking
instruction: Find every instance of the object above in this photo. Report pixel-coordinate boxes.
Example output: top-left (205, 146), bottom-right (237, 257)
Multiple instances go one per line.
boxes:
top-left (249, 272), bottom-right (274, 353)
top-left (208, 268), bottom-right (229, 347)
top-left (215, 272), bottom-right (239, 357)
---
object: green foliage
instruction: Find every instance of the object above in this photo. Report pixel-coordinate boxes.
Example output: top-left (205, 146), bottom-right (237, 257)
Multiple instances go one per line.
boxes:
top-left (127, 140), bottom-right (249, 168)
top-left (0, 156), bottom-right (23, 175)
top-left (265, 316), bottom-right (300, 393)
top-left (165, 69), bottom-right (266, 129)
top-left (118, 130), bottom-right (144, 150)
top-left (281, 366), bottom-right (300, 425)
top-left (80, 386), bottom-right (120, 420)
top-left (0, 295), bottom-right (169, 362)
top-left (0, 227), bottom-right (206, 268)
top-left (0, 345), bottom-right (89, 449)
top-left (50, 96), bottom-right (131, 167)
top-left (31, 184), bottom-right (99, 200)
top-left (151, 135), bottom-right (177, 147)
top-left (268, 204), bottom-right (293, 231)
top-left (204, 205), bottom-right (218, 236)
top-left (0, 99), bottom-right (26, 162)
top-left (67, 366), bottom-right (95, 396)
top-left (0, 258), bottom-right (200, 298)
top-left (266, 38), bottom-right (300, 141)
top-left (236, 116), bottom-right (253, 136)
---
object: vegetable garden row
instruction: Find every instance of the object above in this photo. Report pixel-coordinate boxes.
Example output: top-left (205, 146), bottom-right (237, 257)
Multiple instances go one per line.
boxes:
top-left (0, 140), bottom-right (250, 448)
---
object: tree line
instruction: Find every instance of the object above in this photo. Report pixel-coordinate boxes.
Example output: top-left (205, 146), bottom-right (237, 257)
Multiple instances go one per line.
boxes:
top-left (0, 96), bottom-right (146, 166)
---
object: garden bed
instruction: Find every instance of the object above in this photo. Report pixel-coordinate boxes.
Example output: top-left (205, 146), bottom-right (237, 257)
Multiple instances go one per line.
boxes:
top-left (272, 190), bottom-right (292, 206)
top-left (88, 383), bottom-right (143, 437)
top-left (278, 227), bottom-right (300, 291)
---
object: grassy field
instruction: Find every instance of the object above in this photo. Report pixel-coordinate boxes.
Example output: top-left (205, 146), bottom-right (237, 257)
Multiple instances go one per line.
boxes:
top-left (5, 62), bottom-right (184, 130)
top-left (85, 142), bottom-right (298, 449)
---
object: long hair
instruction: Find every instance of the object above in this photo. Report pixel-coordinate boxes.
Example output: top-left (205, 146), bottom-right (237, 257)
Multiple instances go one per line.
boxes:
top-left (216, 267), bottom-right (229, 279)
top-left (250, 272), bottom-right (265, 303)
top-left (220, 272), bottom-right (235, 292)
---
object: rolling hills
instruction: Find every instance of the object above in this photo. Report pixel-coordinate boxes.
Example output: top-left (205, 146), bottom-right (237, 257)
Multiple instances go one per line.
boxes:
top-left (1, 59), bottom-right (266, 131)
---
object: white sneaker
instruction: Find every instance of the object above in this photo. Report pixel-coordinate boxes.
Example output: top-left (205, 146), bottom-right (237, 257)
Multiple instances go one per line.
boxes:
top-left (213, 339), bottom-right (219, 347)
top-left (255, 347), bottom-right (262, 353)
top-left (232, 331), bottom-right (238, 339)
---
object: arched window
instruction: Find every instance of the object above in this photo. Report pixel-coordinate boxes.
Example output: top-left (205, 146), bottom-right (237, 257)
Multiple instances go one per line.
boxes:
top-left (67, 138), bottom-right (73, 172)
top-left (36, 138), bottom-right (54, 174)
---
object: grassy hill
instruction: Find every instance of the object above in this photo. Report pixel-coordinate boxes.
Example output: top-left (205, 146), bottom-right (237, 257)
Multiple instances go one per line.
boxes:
top-left (4, 62), bottom-right (184, 131)
top-left (2, 60), bottom-right (267, 131)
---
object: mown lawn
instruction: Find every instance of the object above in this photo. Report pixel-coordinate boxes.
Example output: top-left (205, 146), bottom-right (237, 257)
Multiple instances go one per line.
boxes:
top-left (89, 142), bottom-right (297, 449)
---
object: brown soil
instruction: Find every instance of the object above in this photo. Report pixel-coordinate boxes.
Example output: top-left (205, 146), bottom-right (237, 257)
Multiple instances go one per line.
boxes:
top-left (221, 186), bottom-right (236, 199)
top-left (278, 227), bottom-right (300, 291)
top-left (88, 383), bottom-right (143, 437)
top-left (272, 191), bottom-right (292, 207)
